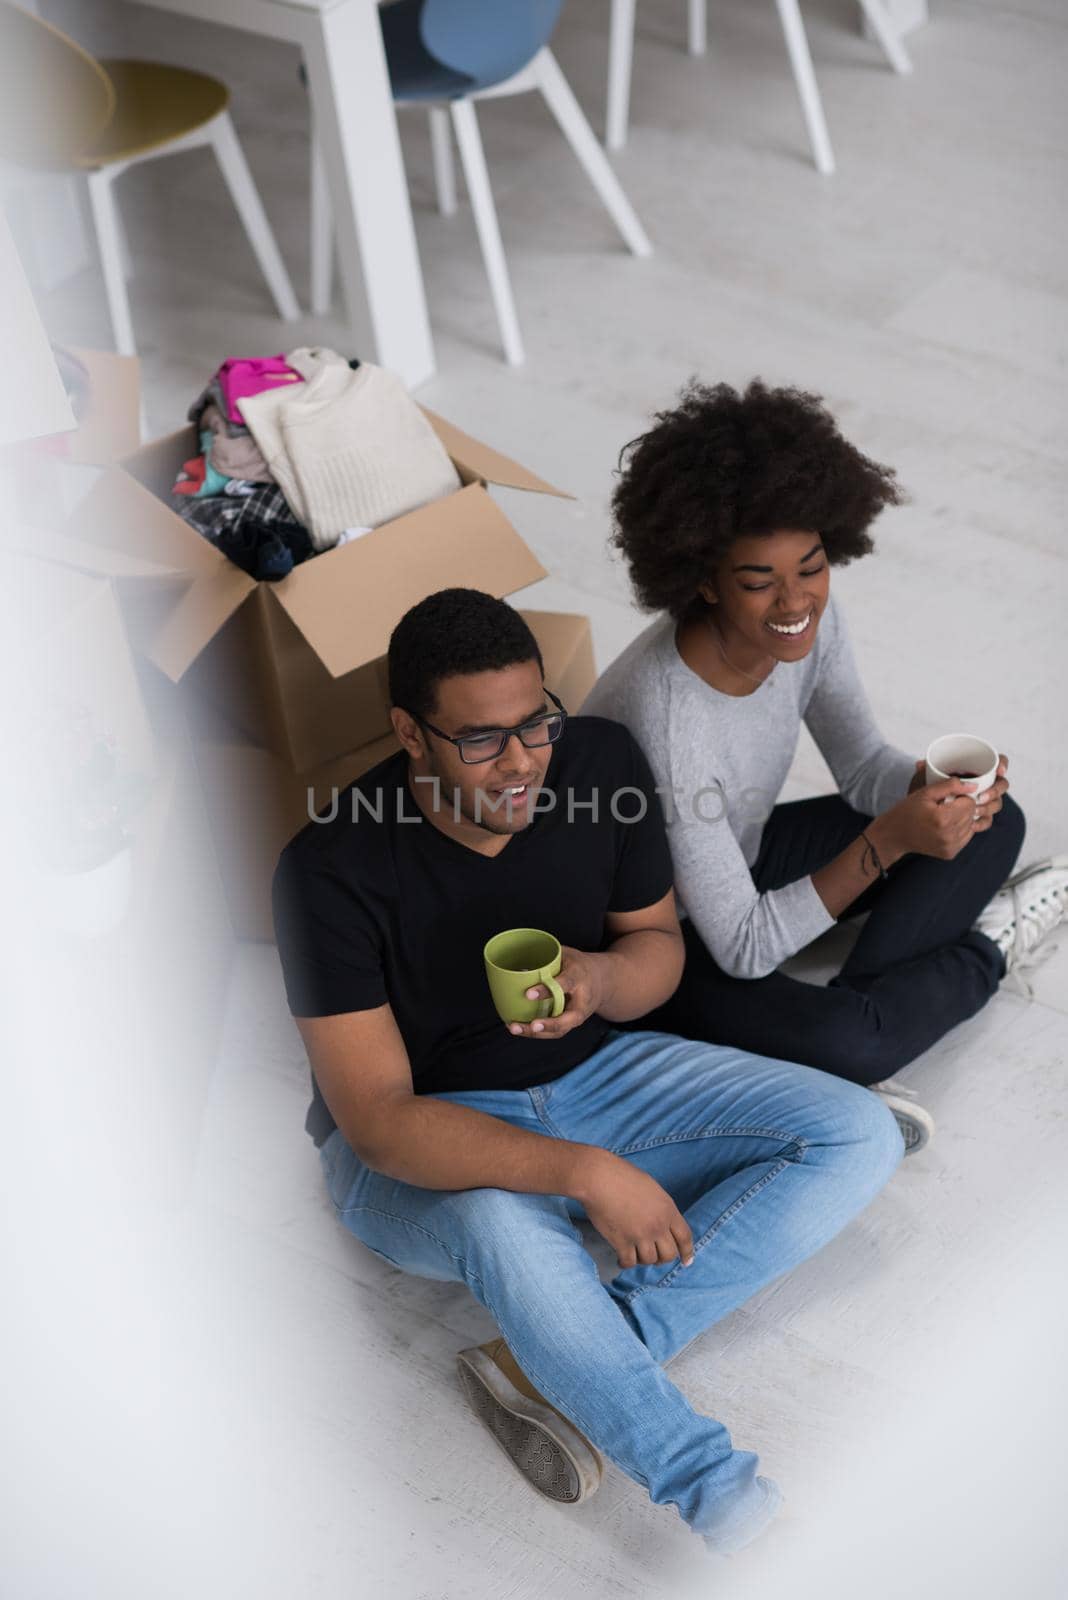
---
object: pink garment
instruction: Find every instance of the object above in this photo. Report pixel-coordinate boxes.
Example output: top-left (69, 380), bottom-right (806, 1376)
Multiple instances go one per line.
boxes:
top-left (216, 355), bottom-right (302, 426)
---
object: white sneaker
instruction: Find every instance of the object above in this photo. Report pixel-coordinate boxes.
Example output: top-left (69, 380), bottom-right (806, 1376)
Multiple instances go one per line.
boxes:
top-left (973, 856), bottom-right (1068, 996)
top-left (870, 1082), bottom-right (935, 1156)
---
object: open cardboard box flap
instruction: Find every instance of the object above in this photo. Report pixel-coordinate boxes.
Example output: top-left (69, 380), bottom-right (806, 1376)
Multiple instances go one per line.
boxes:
top-left (268, 482), bottom-right (548, 680)
top-left (62, 440), bottom-right (260, 678)
top-left (62, 348), bottom-right (142, 465)
top-left (149, 562), bottom-right (258, 683)
top-left (421, 408), bottom-right (572, 499)
top-left (22, 526), bottom-right (184, 583)
top-left (72, 447), bottom-right (222, 580)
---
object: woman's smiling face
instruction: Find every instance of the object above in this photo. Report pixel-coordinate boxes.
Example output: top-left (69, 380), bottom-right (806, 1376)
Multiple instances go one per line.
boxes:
top-left (704, 528), bottom-right (831, 661)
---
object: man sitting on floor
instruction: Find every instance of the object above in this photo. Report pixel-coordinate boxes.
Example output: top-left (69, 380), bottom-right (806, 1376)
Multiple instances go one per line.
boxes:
top-left (272, 587), bottom-right (903, 1556)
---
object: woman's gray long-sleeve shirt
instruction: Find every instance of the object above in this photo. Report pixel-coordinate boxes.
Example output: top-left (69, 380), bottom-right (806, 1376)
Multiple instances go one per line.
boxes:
top-left (581, 597), bottom-right (915, 979)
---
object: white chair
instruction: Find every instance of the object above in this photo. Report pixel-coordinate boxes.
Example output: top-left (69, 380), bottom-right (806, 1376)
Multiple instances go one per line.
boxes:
top-left (0, 3), bottom-right (299, 358)
top-left (606, 0), bottom-right (913, 175)
top-left (309, 0), bottom-right (651, 368)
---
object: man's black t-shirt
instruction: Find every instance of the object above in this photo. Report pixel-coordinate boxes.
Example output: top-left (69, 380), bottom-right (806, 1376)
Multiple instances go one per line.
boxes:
top-left (272, 716), bottom-right (673, 1145)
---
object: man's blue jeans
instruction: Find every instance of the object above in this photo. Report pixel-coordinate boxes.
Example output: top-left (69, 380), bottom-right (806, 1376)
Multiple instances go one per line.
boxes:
top-left (320, 1029), bottom-right (903, 1552)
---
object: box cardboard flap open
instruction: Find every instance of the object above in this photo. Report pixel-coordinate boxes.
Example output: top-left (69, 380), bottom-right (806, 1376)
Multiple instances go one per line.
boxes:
top-left (21, 526), bottom-right (184, 583)
top-left (148, 561), bottom-right (258, 683)
top-left (268, 481), bottom-right (548, 680)
top-left (68, 456), bottom-right (222, 579)
top-left (120, 426), bottom-right (208, 497)
top-left (422, 408), bottom-right (571, 499)
top-left (63, 348), bottom-right (142, 465)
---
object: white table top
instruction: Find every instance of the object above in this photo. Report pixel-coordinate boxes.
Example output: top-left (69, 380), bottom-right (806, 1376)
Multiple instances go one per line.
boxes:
top-left (127, 0), bottom-right (435, 385)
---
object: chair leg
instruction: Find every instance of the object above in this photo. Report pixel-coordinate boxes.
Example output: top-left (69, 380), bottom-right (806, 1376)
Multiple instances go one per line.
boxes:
top-left (428, 107), bottom-right (458, 215)
top-left (113, 204), bottom-right (135, 281)
top-left (534, 50), bottom-right (653, 258)
top-left (448, 99), bottom-right (525, 366)
top-left (86, 169), bottom-right (137, 356)
top-left (857, 0), bottom-right (913, 73)
top-left (208, 111), bottom-right (301, 321)
top-left (606, 0), bottom-right (635, 152)
top-left (772, 0), bottom-right (836, 175)
top-left (309, 128), bottom-right (334, 314)
top-left (687, 0), bottom-right (707, 57)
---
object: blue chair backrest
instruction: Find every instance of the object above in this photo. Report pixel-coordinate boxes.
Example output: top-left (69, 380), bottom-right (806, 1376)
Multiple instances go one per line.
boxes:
top-left (420, 0), bottom-right (564, 91)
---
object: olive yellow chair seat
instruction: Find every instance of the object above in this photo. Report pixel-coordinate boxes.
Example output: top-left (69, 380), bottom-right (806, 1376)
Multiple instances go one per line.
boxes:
top-left (0, 2), bottom-right (299, 360)
top-left (78, 61), bottom-right (230, 169)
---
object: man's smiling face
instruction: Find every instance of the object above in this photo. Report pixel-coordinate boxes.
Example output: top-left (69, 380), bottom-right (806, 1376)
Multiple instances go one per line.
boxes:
top-left (405, 659), bottom-right (556, 837)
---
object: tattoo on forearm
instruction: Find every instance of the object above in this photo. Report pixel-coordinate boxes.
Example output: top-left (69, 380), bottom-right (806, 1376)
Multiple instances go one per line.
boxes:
top-left (859, 830), bottom-right (888, 881)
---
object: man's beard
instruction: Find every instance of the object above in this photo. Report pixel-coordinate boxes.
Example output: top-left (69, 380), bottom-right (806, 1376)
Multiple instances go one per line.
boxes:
top-left (465, 784), bottom-right (531, 834)
top-left (417, 751), bottom-right (540, 835)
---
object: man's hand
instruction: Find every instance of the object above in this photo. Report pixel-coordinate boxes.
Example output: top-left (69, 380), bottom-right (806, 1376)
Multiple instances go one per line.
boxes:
top-left (507, 946), bottom-right (608, 1040)
top-left (573, 1146), bottom-right (695, 1271)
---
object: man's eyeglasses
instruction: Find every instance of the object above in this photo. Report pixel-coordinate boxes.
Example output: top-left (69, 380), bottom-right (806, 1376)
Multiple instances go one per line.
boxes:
top-left (416, 689), bottom-right (568, 765)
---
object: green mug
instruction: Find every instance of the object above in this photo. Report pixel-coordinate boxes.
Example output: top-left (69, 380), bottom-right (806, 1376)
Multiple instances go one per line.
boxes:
top-left (484, 928), bottom-right (566, 1024)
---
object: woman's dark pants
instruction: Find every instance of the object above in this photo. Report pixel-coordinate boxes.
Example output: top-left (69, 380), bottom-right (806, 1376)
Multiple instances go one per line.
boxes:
top-left (641, 794), bottom-right (1026, 1085)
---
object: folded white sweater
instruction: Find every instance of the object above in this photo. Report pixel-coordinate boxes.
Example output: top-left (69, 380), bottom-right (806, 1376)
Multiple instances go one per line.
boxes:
top-left (239, 348), bottom-right (460, 551)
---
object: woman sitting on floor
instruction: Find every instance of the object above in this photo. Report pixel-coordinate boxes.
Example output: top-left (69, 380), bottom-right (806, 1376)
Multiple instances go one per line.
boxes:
top-left (583, 379), bottom-right (1066, 1153)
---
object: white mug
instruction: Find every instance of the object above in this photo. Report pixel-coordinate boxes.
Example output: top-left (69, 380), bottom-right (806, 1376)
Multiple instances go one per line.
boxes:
top-left (925, 733), bottom-right (999, 798)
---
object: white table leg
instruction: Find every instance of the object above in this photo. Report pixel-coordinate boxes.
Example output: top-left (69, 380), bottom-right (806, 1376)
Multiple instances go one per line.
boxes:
top-left (301, 0), bottom-right (435, 388)
top-left (687, 0), bottom-right (707, 57)
top-left (606, 0), bottom-right (636, 152)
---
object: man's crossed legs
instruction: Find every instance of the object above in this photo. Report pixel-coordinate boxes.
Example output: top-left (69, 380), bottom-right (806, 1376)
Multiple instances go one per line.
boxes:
top-left (319, 1030), bottom-right (903, 1553)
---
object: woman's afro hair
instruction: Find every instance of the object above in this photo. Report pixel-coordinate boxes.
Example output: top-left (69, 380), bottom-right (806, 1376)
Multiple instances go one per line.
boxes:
top-left (611, 378), bottom-right (904, 619)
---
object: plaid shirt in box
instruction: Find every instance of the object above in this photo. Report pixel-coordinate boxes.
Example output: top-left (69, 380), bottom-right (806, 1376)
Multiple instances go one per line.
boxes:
top-left (171, 481), bottom-right (314, 581)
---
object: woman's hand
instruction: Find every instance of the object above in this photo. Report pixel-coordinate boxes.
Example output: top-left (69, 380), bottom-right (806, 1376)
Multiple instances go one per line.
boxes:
top-left (973, 754), bottom-right (1010, 832)
top-left (875, 777), bottom-right (984, 862)
top-left (906, 755), bottom-right (1010, 835)
top-left (506, 947), bottom-right (606, 1040)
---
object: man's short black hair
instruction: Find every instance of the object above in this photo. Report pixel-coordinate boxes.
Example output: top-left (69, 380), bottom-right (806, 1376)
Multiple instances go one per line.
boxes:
top-left (612, 378), bottom-right (904, 621)
top-left (388, 588), bottom-right (544, 720)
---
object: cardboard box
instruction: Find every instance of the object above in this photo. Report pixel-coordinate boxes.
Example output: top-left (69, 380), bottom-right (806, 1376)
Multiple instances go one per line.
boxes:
top-left (61, 409), bottom-right (569, 774)
top-left (55, 347), bottom-right (142, 466)
top-left (193, 610), bottom-right (597, 942)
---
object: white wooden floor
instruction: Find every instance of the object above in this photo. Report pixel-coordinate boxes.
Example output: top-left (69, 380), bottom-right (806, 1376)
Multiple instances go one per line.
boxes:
top-left (22, 1), bottom-right (1068, 1595)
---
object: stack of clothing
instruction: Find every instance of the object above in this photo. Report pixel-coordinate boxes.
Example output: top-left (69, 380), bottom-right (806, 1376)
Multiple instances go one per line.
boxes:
top-left (171, 349), bottom-right (461, 580)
